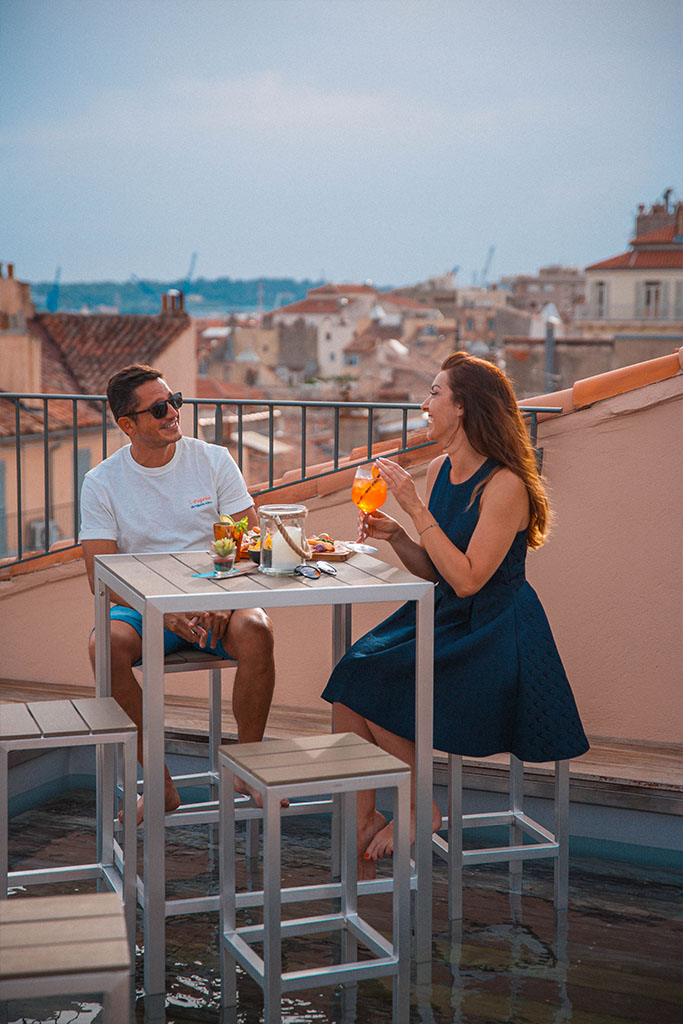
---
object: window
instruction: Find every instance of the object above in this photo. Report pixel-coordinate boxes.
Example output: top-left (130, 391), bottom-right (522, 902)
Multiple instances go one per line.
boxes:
top-left (325, 332), bottom-right (332, 341)
top-left (595, 281), bottom-right (606, 318)
top-left (467, 318), bottom-right (474, 331)
top-left (488, 318), bottom-right (494, 330)
top-left (644, 281), bottom-right (661, 318)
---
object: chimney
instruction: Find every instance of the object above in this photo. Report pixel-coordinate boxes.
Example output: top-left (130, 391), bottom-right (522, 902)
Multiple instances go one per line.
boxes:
top-left (7, 263), bottom-right (14, 278)
top-left (0, 263), bottom-right (4, 278)
top-left (161, 293), bottom-right (168, 313)
top-left (676, 202), bottom-right (683, 240)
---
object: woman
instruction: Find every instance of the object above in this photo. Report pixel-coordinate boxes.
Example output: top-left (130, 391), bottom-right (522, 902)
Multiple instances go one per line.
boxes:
top-left (322, 351), bottom-right (589, 870)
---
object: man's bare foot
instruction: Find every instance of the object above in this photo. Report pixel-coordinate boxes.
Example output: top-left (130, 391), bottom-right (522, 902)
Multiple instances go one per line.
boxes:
top-left (118, 779), bottom-right (181, 826)
top-left (364, 801), bottom-right (442, 862)
top-left (357, 809), bottom-right (387, 880)
top-left (234, 778), bottom-right (289, 809)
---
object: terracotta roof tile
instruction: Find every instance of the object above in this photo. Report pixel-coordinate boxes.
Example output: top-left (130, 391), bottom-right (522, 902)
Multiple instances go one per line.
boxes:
top-left (631, 224), bottom-right (677, 245)
top-left (195, 378), bottom-right (266, 401)
top-left (585, 250), bottom-right (683, 271)
top-left (30, 312), bottom-right (190, 396)
top-left (345, 323), bottom-right (397, 354)
top-left (272, 298), bottom-right (349, 315)
top-left (307, 284), bottom-right (376, 296)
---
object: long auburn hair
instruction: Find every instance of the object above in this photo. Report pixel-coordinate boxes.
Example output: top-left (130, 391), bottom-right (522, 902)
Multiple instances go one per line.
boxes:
top-left (440, 351), bottom-right (550, 548)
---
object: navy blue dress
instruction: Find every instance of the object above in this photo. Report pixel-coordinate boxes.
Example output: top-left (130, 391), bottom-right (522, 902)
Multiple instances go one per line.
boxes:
top-left (322, 458), bottom-right (589, 762)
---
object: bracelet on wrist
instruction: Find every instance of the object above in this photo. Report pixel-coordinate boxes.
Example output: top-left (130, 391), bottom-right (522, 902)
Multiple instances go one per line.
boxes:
top-left (418, 522), bottom-right (437, 537)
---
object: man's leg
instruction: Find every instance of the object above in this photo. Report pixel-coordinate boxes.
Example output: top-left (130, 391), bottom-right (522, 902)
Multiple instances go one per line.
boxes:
top-left (216, 608), bottom-right (278, 805)
top-left (88, 619), bottom-right (181, 824)
top-left (222, 608), bottom-right (275, 743)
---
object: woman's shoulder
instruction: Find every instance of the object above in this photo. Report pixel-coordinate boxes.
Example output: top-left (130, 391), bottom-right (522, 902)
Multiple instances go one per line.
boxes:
top-left (480, 466), bottom-right (529, 521)
top-left (426, 453), bottom-right (449, 489)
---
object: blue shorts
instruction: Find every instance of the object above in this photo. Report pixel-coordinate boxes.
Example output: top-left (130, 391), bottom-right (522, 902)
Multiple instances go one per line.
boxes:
top-left (110, 605), bottom-right (231, 661)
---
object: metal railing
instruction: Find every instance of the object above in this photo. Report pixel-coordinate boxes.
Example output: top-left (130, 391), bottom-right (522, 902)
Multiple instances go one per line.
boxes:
top-left (575, 303), bottom-right (683, 321)
top-left (0, 392), bottom-right (558, 567)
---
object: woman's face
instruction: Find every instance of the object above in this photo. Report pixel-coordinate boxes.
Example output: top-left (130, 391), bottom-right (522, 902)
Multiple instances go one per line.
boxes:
top-left (421, 371), bottom-right (463, 446)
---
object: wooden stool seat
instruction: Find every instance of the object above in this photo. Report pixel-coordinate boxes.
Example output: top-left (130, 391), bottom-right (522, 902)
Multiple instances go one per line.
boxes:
top-left (0, 892), bottom-right (131, 1022)
top-left (219, 733), bottom-right (412, 1024)
top-left (0, 698), bottom-right (137, 950)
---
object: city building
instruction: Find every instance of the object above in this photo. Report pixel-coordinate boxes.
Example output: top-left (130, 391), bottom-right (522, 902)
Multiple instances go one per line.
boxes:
top-left (499, 265), bottom-right (586, 320)
top-left (0, 264), bottom-right (195, 557)
top-left (575, 193), bottom-right (683, 366)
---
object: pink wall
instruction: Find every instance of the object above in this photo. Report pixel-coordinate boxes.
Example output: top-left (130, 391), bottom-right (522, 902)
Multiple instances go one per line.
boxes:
top-left (528, 375), bottom-right (682, 742)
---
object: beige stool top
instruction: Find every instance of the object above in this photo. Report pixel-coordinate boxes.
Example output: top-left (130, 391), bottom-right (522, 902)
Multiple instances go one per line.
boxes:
top-left (0, 698), bottom-right (135, 741)
top-left (0, 892), bottom-right (131, 980)
top-left (219, 732), bottom-right (410, 788)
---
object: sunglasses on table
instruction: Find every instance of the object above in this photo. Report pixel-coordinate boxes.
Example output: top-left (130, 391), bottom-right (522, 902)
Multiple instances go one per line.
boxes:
top-left (127, 392), bottom-right (183, 419)
top-left (294, 561), bottom-right (337, 579)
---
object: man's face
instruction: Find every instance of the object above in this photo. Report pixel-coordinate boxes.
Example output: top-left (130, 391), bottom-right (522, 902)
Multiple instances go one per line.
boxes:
top-left (123, 378), bottom-right (183, 449)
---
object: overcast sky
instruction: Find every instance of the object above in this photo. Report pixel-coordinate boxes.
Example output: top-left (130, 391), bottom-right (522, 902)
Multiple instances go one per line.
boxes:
top-left (2, 0), bottom-right (681, 287)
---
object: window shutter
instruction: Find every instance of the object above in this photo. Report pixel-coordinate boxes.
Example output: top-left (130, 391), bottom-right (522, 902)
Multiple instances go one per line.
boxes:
top-left (674, 280), bottom-right (683, 319)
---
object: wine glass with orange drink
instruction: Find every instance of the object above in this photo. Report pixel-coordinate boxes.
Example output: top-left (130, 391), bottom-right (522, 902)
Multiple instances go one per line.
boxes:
top-left (347, 463), bottom-right (387, 553)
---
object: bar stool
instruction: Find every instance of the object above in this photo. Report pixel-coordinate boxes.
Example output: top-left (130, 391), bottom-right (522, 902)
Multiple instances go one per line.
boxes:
top-left (433, 753), bottom-right (570, 919)
top-left (0, 698), bottom-right (137, 948)
top-left (219, 733), bottom-right (411, 1024)
top-left (134, 648), bottom-right (259, 842)
top-left (0, 892), bottom-right (131, 1024)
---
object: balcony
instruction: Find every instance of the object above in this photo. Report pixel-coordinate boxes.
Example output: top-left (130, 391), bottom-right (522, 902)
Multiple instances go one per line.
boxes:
top-left (1, 354), bottom-right (682, 1021)
top-left (575, 302), bottom-right (683, 322)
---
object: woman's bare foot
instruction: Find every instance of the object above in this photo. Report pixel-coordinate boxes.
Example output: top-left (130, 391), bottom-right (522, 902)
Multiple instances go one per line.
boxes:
top-left (357, 809), bottom-right (387, 880)
top-left (234, 778), bottom-right (290, 809)
top-left (118, 777), bottom-right (181, 826)
top-left (364, 800), bottom-right (442, 862)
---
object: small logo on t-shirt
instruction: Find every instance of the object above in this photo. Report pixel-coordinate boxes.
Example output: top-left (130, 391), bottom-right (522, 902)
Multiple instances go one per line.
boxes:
top-left (190, 495), bottom-right (212, 509)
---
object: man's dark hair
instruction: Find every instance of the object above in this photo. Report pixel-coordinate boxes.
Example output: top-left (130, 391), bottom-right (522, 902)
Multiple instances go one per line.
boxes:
top-left (107, 364), bottom-right (163, 421)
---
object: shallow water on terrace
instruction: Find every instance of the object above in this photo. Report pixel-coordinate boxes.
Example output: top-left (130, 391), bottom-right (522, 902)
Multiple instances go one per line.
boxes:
top-left (5, 789), bottom-right (683, 1023)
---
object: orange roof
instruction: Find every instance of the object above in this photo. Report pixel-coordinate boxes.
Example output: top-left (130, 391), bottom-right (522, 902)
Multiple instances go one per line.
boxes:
top-left (271, 298), bottom-right (349, 315)
top-left (630, 224), bottom-right (678, 245)
top-left (307, 284), bottom-right (376, 296)
top-left (194, 377), bottom-right (265, 401)
top-left (30, 312), bottom-right (190, 396)
top-left (586, 249), bottom-right (683, 271)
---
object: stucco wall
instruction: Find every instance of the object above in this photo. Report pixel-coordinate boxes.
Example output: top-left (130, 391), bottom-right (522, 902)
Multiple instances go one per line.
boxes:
top-left (528, 374), bottom-right (682, 742)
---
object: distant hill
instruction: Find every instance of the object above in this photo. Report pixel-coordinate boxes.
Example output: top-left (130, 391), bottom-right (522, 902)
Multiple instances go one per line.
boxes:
top-left (29, 277), bottom-right (326, 316)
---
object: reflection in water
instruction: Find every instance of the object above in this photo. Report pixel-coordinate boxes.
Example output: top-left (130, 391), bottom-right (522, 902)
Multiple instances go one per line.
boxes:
top-left (5, 789), bottom-right (682, 1023)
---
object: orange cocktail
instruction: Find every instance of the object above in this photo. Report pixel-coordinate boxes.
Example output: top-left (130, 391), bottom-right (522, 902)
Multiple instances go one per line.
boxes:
top-left (351, 471), bottom-right (387, 514)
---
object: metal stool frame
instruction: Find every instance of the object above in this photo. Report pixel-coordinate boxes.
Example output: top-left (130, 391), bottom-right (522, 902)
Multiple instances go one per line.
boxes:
top-left (433, 753), bottom-right (569, 919)
top-left (0, 698), bottom-right (137, 950)
top-left (219, 734), bottom-right (411, 1024)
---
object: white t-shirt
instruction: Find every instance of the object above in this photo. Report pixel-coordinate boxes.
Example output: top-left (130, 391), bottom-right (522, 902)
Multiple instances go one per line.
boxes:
top-left (79, 435), bottom-right (252, 553)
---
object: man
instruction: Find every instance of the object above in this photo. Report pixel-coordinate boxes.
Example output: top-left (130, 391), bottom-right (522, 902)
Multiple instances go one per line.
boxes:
top-left (80, 364), bottom-right (275, 823)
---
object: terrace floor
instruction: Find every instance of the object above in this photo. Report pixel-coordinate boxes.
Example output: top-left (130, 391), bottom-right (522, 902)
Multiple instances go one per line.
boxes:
top-left (4, 785), bottom-right (683, 1024)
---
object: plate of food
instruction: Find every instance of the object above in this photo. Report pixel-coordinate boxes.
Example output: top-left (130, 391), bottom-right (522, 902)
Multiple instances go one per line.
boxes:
top-left (307, 534), bottom-right (353, 561)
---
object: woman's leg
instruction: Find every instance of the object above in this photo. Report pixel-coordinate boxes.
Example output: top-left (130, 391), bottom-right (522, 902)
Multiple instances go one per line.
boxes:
top-left (362, 719), bottom-right (442, 862)
top-left (333, 702), bottom-right (387, 879)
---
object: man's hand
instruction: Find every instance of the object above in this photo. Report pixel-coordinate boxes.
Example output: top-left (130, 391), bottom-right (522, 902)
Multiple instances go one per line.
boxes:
top-left (197, 610), bottom-right (233, 649)
top-left (164, 612), bottom-right (210, 647)
top-left (164, 610), bottom-right (234, 650)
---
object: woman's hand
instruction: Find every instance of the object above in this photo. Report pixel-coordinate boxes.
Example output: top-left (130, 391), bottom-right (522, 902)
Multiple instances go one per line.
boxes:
top-left (361, 508), bottom-right (401, 544)
top-left (375, 456), bottom-right (424, 519)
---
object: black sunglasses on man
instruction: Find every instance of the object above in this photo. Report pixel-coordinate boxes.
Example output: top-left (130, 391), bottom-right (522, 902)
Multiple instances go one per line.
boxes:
top-left (126, 392), bottom-right (183, 420)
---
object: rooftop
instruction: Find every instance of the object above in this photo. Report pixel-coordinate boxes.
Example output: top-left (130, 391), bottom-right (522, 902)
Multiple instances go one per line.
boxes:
top-left (1, 343), bottom-right (681, 1020)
